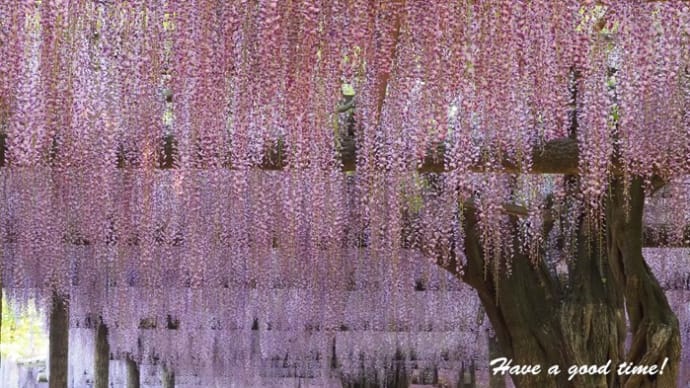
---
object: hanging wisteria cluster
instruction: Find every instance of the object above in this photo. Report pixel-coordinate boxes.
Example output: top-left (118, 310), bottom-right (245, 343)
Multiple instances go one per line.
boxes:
top-left (0, 0), bottom-right (688, 278)
top-left (0, 0), bottom-right (689, 384)
top-left (64, 251), bottom-right (486, 385)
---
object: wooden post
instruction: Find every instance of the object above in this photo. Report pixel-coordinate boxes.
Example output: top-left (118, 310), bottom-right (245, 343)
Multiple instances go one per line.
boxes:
top-left (458, 361), bottom-right (476, 388)
top-left (250, 318), bottom-right (260, 364)
top-left (488, 331), bottom-right (506, 388)
top-left (94, 319), bottom-right (110, 388)
top-left (126, 354), bottom-right (140, 388)
top-left (49, 293), bottom-right (69, 388)
top-left (162, 364), bottom-right (175, 388)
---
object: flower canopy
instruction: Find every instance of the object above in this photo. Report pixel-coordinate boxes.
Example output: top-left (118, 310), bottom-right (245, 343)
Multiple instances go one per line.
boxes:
top-left (0, 0), bottom-right (689, 385)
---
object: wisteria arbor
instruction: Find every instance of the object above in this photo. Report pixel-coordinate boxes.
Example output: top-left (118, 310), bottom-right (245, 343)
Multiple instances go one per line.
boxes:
top-left (0, 1), bottom-right (689, 388)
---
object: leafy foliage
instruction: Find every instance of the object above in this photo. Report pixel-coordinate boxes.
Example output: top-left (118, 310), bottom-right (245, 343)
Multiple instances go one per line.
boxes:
top-left (0, 296), bottom-right (48, 361)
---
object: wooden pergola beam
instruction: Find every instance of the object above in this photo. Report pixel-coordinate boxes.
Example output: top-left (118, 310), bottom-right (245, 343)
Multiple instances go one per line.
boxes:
top-left (0, 132), bottom-right (579, 174)
top-left (314, 136), bottom-right (578, 174)
top-left (2, 224), bottom-right (684, 250)
top-left (1, 131), bottom-right (685, 247)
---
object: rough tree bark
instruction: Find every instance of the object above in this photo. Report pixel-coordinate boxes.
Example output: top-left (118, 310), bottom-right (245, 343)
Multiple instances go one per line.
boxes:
top-left (49, 293), bottom-right (69, 388)
top-left (94, 319), bottom-right (110, 388)
top-left (429, 175), bottom-right (680, 388)
top-left (606, 178), bottom-right (680, 387)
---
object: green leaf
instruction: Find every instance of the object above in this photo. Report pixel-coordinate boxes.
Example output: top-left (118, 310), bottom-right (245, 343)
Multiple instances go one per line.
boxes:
top-left (341, 83), bottom-right (356, 97)
top-left (1, 297), bottom-right (48, 361)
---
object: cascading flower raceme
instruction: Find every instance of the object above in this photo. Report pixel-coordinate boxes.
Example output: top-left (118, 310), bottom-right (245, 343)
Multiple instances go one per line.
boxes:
top-left (0, 0), bottom-right (689, 382)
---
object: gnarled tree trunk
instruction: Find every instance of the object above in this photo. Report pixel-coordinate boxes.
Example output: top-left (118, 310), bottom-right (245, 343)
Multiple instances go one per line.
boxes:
top-left (606, 178), bottom-right (680, 387)
top-left (432, 177), bottom-right (680, 388)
